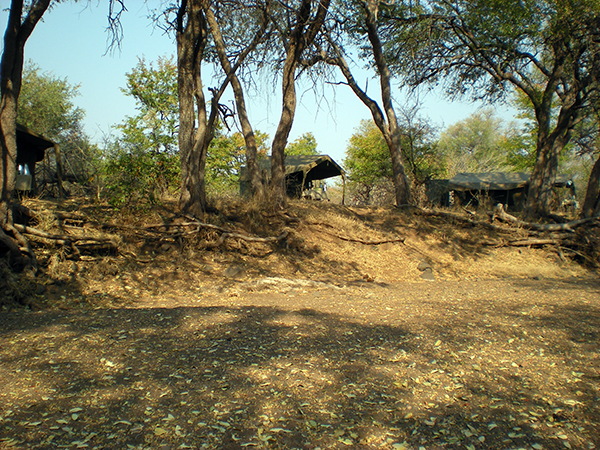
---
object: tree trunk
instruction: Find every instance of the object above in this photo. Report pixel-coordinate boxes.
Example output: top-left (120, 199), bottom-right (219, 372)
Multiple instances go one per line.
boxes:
top-left (523, 76), bottom-right (582, 219)
top-left (361, 0), bottom-right (412, 206)
top-left (269, 0), bottom-right (330, 206)
top-left (177, 0), bottom-right (208, 218)
top-left (270, 52), bottom-right (298, 207)
top-left (0, 0), bottom-right (51, 270)
top-left (581, 151), bottom-right (600, 218)
top-left (202, 2), bottom-right (267, 198)
top-left (525, 139), bottom-right (560, 218)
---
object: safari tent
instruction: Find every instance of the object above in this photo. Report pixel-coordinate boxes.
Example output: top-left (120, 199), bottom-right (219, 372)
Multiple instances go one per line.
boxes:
top-left (427, 172), bottom-right (575, 210)
top-left (240, 154), bottom-right (346, 202)
top-left (15, 124), bottom-right (56, 193)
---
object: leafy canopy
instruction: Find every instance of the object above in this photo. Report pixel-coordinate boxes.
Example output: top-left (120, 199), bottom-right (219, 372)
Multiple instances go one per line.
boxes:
top-left (286, 132), bottom-right (318, 156)
top-left (17, 61), bottom-right (84, 141)
top-left (437, 109), bottom-right (511, 177)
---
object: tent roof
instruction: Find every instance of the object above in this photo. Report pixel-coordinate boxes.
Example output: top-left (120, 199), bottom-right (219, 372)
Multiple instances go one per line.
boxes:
top-left (16, 124), bottom-right (55, 164)
top-left (446, 172), bottom-right (572, 191)
top-left (242, 154), bottom-right (345, 181)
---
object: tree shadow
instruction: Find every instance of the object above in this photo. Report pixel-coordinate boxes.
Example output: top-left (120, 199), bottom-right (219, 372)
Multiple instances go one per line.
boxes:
top-left (1, 281), bottom-right (598, 449)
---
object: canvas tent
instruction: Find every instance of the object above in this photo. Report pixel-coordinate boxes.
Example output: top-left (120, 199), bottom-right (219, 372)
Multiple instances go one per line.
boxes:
top-left (15, 124), bottom-right (56, 193)
top-left (240, 154), bottom-right (345, 202)
top-left (427, 172), bottom-right (574, 210)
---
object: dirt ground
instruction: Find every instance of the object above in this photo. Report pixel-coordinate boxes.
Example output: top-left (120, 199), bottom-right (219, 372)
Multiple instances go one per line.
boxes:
top-left (1, 199), bottom-right (599, 449)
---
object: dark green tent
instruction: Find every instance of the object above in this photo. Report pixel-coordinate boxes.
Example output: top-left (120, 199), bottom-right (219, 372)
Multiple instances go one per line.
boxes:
top-left (240, 154), bottom-right (345, 201)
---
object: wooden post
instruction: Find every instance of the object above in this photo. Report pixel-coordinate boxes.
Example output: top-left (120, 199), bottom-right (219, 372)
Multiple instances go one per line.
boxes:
top-left (54, 144), bottom-right (65, 200)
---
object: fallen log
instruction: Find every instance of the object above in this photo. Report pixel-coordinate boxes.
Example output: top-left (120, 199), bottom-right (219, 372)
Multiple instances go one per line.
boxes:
top-left (491, 204), bottom-right (598, 231)
top-left (204, 230), bottom-right (289, 249)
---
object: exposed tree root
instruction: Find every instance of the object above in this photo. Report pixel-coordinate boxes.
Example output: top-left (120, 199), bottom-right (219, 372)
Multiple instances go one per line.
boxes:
top-left (490, 203), bottom-right (598, 231)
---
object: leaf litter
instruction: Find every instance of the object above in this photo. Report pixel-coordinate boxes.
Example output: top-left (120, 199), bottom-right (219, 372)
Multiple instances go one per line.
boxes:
top-left (1, 201), bottom-right (599, 449)
top-left (1, 278), bottom-right (599, 449)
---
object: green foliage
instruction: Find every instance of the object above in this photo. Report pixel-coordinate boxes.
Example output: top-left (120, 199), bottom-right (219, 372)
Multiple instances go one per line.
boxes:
top-left (344, 116), bottom-right (442, 204)
top-left (102, 56), bottom-right (180, 208)
top-left (286, 132), bottom-right (318, 156)
top-left (117, 56), bottom-right (179, 155)
top-left (103, 142), bottom-right (180, 208)
top-left (437, 109), bottom-right (511, 177)
top-left (18, 62), bottom-right (84, 140)
top-left (344, 120), bottom-right (393, 204)
top-left (206, 130), bottom-right (269, 193)
top-left (18, 62), bottom-right (98, 188)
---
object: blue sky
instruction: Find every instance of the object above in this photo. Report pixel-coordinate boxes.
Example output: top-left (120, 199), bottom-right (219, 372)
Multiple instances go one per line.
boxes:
top-left (1, 1), bottom-right (515, 164)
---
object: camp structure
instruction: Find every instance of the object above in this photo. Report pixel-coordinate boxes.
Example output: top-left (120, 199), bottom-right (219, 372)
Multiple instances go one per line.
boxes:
top-left (15, 124), bottom-right (59, 194)
top-left (240, 154), bottom-right (345, 202)
top-left (426, 172), bottom-right (575, 211)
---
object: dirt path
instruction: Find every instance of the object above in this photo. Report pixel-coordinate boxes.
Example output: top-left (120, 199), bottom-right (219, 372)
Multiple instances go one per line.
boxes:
top-left (1, 277), bottom-right (599, 450)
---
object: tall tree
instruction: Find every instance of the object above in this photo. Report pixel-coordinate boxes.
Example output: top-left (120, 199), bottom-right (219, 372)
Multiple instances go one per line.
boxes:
top-left (268, 0), bottom-right (331, 206)
top-left (576, 109), bottom-right (600, 218)
top-left (0, 0), bottom-right (52, 269)
top-left (388, 0), bottom-right (600, 218)
top-left (202, 0), bottom-right (271, 199)
top-left (158, 0), bottom-right (268, 215)
top-left (175, 0), bottom-right (214, 217)
top-left (104, 57), bottom-right (180, 207)
top-left (322, 0), bottom-right (413, 206)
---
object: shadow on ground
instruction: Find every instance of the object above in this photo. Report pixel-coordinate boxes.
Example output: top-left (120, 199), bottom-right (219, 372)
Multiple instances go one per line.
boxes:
top-left (1, 278), bottom-right (599, 449)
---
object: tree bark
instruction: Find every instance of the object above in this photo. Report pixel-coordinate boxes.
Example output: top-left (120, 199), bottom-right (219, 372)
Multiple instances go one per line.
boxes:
top-left (0, 0), bottom-right (51, 270)
top-left (581, 151), bottom-right (600, 218)
top-left (269, 0), bottom-right (330, 206)
top-left (177, 0), bottom-right (209, 218)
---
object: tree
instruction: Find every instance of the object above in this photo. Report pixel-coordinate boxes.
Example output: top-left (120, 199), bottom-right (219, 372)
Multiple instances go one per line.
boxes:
top-left (437, 110), bottom-right (510, 177)
top-left (322, 0), bottom-right (413, 206)
top-left (344, 119), bottom-right (393, 205)
top-left (286, 132), bottom-right (318, 156)
top-left (18, 62), bottom-right (98, 192)
top-left (156, 0), bottom-right (270, 215)
top-left (268, 0), bottom-right (331, 206)
top-left (388, 0), bottom-right (600, 218)
top-left (202, 0), bottom-right (271, 199)
top-left (574, 109), bottom-right (600, 218)
top-left (0, 0), bottom-right (53, 270)
top-left (174, 0), bottom-right (215, 217)
top-left (396, 104), bottom-right (442, 186)
top-left (103, 57), bottom-right (180, 207)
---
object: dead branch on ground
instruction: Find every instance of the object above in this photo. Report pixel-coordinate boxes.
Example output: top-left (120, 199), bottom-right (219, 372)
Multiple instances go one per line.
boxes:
top-left (490, 203), bottom-right (598, 231)
top-left (306, 221), bottom-right (405, 245)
